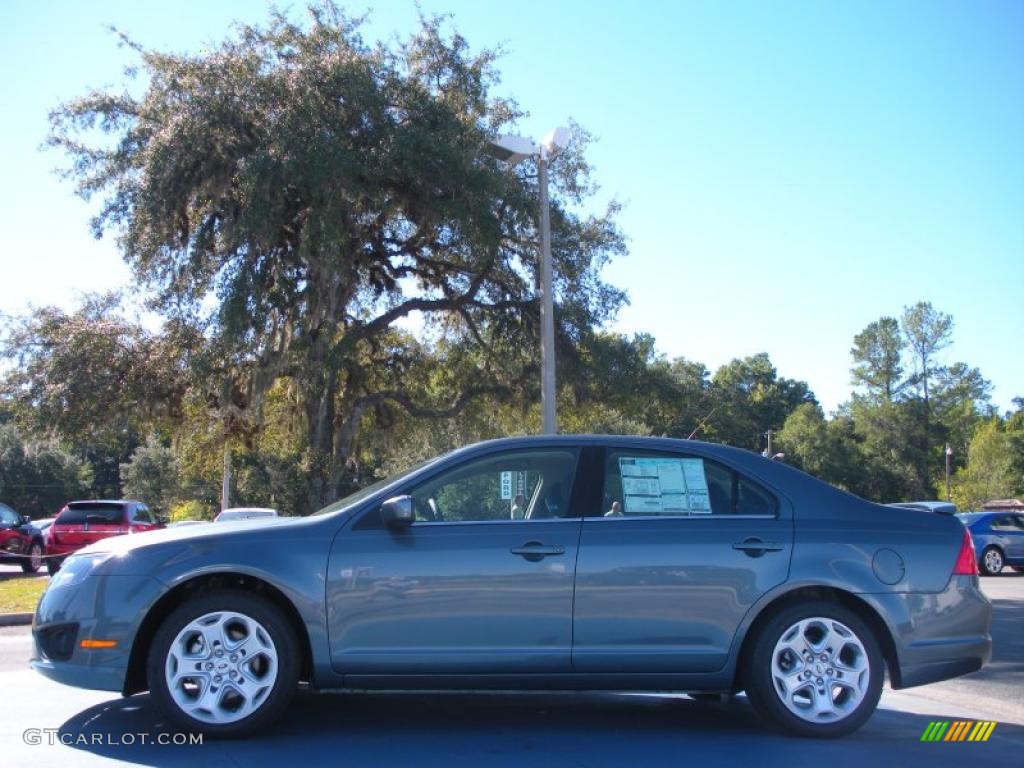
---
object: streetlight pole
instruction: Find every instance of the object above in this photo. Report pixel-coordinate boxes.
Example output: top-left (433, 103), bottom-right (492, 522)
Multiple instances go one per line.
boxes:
top-left (537, 151), bottom-right (556, 435)
top-left (945, 444), bottom-right (952, 502)
top-left (487, 127), bottom-right (570, 436)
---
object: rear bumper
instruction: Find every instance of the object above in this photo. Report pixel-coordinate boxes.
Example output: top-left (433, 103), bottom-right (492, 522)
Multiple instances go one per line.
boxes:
top-left (864, 575), bottom-right (992, 690)
top-left (898, 641), bottom-right (989, 688)
top-left (44, 542), bottom-right (84, 558)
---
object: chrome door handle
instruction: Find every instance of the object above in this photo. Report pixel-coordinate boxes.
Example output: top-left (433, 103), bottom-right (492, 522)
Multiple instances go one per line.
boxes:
top-left (732, 538), bottom-right (784, 557)
top-left (510, 541), bottom-right (566, 561)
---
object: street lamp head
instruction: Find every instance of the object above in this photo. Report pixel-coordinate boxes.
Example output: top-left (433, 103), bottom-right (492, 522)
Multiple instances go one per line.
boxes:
top-left (486, 134), bottom-right (537, 165)
top-left (541, 126), bottom-right (571, 159)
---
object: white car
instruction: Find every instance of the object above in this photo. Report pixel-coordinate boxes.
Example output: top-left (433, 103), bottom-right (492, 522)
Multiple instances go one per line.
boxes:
top-left (214, 507), bottom-right (279, 522)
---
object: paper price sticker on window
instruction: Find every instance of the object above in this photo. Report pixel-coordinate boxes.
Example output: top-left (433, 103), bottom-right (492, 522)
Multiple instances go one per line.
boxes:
top-left (500, 471), bottom-right (513, 500)
top-left (619, 457), bottom-right (711, 515)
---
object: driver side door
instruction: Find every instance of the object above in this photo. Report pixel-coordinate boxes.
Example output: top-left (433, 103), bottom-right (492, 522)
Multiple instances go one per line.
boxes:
top-left (327, 446), bottom-right (582, 676)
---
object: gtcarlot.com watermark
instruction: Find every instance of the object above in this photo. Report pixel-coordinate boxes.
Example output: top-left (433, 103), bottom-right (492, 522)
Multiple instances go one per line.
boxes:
top-left (23, 729), bottom-right (202, 746)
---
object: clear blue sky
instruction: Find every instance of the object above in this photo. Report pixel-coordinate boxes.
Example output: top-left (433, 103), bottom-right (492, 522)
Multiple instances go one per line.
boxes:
top-left (2, 1), bottom-right (1022, 414)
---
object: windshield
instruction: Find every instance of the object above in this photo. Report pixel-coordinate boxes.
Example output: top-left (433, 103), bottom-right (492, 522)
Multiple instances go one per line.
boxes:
top-left (311, 457), bottom-right (439, 517)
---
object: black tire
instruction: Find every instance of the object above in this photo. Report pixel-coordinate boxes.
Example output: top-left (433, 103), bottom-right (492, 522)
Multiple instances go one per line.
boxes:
top-left (21, 542), bottom-right (43, 574)
top-left (46, 557), bottom-right (63, 576)
top-left (980, 546), bottom-right (1004, 576)
top-left (743, 601), bottom-right (884, 738)
top-left (146, 590), bottom-right (299, 737)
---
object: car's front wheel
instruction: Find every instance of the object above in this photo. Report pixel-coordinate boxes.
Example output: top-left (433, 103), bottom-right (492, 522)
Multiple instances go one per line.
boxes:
top-left (744, 602), bottom-right (884, 738)
top-left (22, 542), bottom-right (43, 573)
top-left (146, 590), bottom-right (299, 737)
top-left (980, 546), bottom-right (1004, 576)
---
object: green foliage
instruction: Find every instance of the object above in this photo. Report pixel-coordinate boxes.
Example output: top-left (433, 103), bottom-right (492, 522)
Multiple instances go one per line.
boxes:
top-left (703, 354), bottom-right (815, 450)
top-left (850, 317), bottom-right (904, 401)
top-left (0, 424), bottom-right (91, 518)
top-left (950, 420), bottom-right (1019, 511)
top-left (120, 435), bottom-right (180, 515)
top-left (169, 499), bottom-right (217, 523)
top-left (901, 301), bottom-right (953, 405)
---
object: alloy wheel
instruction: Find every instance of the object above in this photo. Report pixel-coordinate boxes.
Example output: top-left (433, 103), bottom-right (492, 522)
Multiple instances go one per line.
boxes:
top-left (770, 617), bottom-right (871, 724)
top-left (983, 548), bottom-right (1003, 575)
top-left (164, 611), bottom-right (279, 725)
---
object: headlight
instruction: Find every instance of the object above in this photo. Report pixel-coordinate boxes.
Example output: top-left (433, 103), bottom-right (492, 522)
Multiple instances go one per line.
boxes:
top-left (49, 553), bottom-right (113, 589)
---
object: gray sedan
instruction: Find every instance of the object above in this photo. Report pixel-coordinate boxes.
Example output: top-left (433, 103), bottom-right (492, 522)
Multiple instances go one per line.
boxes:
top-left (31, 436), bottom-right (991, 738)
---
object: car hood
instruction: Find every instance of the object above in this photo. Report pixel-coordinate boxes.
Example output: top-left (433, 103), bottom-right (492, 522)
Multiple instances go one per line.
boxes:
top-left (73, 515), bottom-right (314, 557)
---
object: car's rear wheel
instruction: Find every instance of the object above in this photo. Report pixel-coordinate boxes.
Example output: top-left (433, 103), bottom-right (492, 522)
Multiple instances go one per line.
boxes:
top-left (22, 542), bottom-right (43, 573)
top-left (744, 602), bottom-right (883, 738)
top-left (146, 590), bottom-right (299, 737)
top-left (980, 547), bottom-right (1004, 576)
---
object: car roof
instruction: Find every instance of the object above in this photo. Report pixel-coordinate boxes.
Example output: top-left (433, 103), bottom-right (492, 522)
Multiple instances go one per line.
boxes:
top-left (66, 499), bottom-right (140, 506)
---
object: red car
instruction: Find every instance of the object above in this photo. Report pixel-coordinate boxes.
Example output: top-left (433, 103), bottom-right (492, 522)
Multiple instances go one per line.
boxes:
top-left (0, 502), bottom-right (46, 573)
top-left (45, 500), bottom-right (163, 574)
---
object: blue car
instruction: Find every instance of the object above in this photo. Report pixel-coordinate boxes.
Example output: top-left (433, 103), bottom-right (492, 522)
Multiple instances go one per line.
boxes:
top-left (958, 511), bottom-right (1024, 575)
top-left (32, 436), bottom-right (992, 738)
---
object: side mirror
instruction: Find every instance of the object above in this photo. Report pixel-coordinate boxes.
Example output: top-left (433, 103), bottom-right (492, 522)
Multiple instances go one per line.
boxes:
top-left (20, 515), bottom-right (32, 526)
top-left (379, 495), bottom-right (414, 529)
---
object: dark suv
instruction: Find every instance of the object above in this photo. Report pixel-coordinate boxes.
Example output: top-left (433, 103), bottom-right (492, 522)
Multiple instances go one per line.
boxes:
top-left (45, 500), bottom-right (163, 574)
top-left (0, 502), bottom-right (45, 573)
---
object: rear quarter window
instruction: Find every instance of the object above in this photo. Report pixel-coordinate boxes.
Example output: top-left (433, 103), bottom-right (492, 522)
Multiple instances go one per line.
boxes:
top-left (58, 503), bottom-right (126, 525)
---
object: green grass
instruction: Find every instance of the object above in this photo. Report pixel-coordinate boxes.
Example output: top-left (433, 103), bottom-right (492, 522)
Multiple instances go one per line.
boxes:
top-left (0, 576), bottom-right (48, 614)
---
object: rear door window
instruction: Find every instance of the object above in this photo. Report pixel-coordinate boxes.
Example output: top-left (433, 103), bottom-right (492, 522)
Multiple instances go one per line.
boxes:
top-left (595, 450), bottom-right (777, 518)
top-left (992, 515), bottom-right (1019, 531)
top-left (58, 503), bottom-right (125, 525)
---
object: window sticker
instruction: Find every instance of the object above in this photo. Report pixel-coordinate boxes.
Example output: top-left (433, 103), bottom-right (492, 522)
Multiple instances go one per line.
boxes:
top-left (619, 457), bottom-right (711, 515)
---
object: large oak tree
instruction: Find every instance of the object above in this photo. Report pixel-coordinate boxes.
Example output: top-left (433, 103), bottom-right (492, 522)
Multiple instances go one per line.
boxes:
top-left (48, 5), bottom-right (626, 510)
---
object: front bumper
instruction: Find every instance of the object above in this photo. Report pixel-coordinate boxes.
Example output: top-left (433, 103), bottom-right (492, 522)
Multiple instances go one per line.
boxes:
top-left (31, 570), bottom-right (166, 693)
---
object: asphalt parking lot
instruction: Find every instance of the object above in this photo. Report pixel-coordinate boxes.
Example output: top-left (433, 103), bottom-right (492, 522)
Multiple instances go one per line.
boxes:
top-left (1, 569), bottom-right (1022, 767)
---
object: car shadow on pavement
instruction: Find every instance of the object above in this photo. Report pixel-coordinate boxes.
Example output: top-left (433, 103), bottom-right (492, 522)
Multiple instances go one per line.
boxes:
top-left (58, 689), bottom-right (1024, 768)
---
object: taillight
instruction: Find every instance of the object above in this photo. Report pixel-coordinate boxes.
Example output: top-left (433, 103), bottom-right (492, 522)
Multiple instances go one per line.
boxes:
top-left (952, 528), bottom-right (978, 575)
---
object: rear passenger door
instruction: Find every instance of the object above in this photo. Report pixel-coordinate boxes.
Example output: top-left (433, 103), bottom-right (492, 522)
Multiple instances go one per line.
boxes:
top-left (572, 447), bottom-right (793, 673)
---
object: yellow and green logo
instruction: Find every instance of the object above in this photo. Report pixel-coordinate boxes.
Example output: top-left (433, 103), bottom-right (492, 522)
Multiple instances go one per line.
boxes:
top-left (921, 721), bottom-right (997, 742)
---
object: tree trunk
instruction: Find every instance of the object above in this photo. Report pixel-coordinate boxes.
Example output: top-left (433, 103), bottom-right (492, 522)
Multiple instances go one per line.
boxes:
top-left (304, 357), bottom-right (341, 513)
